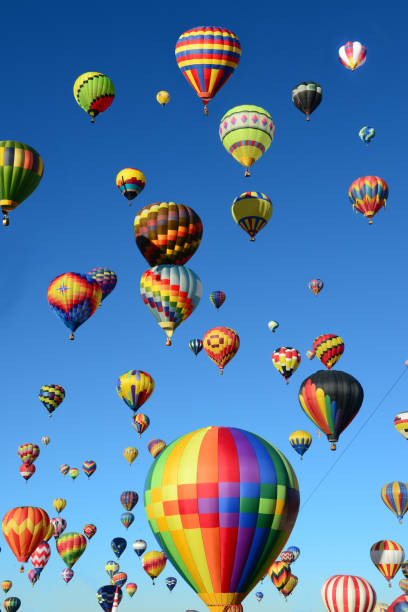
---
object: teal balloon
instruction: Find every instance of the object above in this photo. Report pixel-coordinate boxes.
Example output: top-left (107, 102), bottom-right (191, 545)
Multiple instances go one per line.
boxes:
top-left (189, 338), bottom-right (203, 356)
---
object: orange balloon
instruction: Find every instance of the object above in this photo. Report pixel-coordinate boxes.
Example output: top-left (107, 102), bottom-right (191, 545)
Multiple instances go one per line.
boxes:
top-left (2, 507), bottom-right (50, 562)
top-left (203, 327), bottom-right (240, 374)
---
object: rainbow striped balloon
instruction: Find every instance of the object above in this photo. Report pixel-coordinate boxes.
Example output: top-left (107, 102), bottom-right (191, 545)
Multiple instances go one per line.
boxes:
top-left (381, 482), bottom-right (408, 523)
top-left (175, 27), bottom-right (241, 113)
top-left (144, 426), bottom-right (299, 611)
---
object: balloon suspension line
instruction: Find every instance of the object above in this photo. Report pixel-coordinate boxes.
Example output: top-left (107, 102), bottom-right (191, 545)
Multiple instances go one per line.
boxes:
top-left (301, 366), bottom-right (408, 510)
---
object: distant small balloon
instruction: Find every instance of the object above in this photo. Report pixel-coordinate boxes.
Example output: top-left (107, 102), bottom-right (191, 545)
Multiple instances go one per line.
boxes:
top-left (132, 539), bottom-right (147, 557)
top-left (121, 512), bottom-right (134, 529)
top-left (148, 439), bottom-right (166, 458)
top-left (41, 436), bottom-right (50, 446)
top-left (156, 91), bottom-right (170, 106)
top-left (268, 321), bottom-right (279, 333)
top-left (359, 126), bottom-right (375, 144)
top-left (189, 338), bottom-right (203, 357)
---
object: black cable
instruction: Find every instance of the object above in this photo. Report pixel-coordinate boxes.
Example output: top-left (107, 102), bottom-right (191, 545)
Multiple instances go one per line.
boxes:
top-left (301, 367), bottom-right (408, 509)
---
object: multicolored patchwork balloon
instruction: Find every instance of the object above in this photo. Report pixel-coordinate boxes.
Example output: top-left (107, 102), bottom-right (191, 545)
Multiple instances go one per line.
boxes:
top-left (82, 460), bottom-right (97, 478)
top-left (370, 540), bottom-right (405, 586)
top-left (144, 426), bottom-right (300, 611)
top-left (116, 370), bottom-right (154, 412)
top-left (51, 517), bottom-right (67, 540)
top-left (2, 507), bottom-right (50, 563)
top-left (0, 141), bottom-right (44, 226)
top-left (219, 105), bottom-right (275, 176)
top-left (272, 347), bottom-right (301, 383)
top-left (134, 202), bottom-right (203, 266)
top-left (338, 41), bottom-right (367, 71)
top-left (298, 370), bottom-right (364, 450)
top-left (381, 482), bottom-right (408, 523)
top-left (175, 27), bottom-right (241, 114)
top-left (147, 439), bottom-right (166, 458)
top-left (56, 532), bottom-right (87, 569)
top-left (203, 326), bottom-right (240, 374)
top-left (86, 268), bottom-right (117, 301)
top-left (348, 176), bottom-right (388, 224)
top-left (232, 192), bottom-right (273, 241)
top-left (140, 265), bottom-right (202, 345)
top-left (47, 273), bottom-right (102, 340)
top-left (73, 72), bottom-right (115, 122)
top-left (120, 491), bottom-right (138, 512)
top-left (39, 384), bottom-right (65, 416)
top-left (308, 279), bottom-right (323, 295)
top-left (83, 524), bottom-right (97, 540)
top-left (312, 334), bottom-right (344, 369)
top-left (132, 413), bottom-right (150, 436)
top-left (116, 169), bottom-right (145, 203)
top-left (142, 551), bottom-right (167, 584)
top-left (18, 443), bottom-right (40, 465)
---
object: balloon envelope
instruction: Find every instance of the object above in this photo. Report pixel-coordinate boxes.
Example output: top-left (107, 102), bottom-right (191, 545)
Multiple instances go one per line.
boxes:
top-left (2, 507), bottom-right (50, 562)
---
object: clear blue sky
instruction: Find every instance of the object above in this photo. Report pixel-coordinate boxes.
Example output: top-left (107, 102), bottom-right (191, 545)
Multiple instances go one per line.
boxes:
top-left (0, 0), bottom-right (405, 610)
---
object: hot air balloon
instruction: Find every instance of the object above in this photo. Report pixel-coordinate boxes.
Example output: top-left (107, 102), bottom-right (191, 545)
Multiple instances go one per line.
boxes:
top-left (268, 321), bottom-right (279, 333)
top-left (165, 577), bottom-right (177, 592)
top-left (147, 439), bottom-right (166, 458)
top-left (175, 27), bottom-right (241, 114)
top-left (134, 202), bottom-right (203, 267)
top-left (2, 507), bottom-right (50, 563)
top-left (156, 91), bottom-right (170, 106)
top-left (280, 550), bottom-right (295, 564)
top-left (87, 269), bottom-right (117, 301)
top-left (105, 561), bottom-right (120, 580)
top-left (144, 426), bottom-right (300, 611)
top-left (83, 524), bottom-right (97, 540)
top-left (116, 370), bottom-right (154, 412)
top-left (140, 265), bottom-right (202, 345)
top-left (231, 192), bottom-right (272, 241)
top-left (287, 546), bottom-right (300, 562)
top-left (312, 334), bottom-right (344, 369)
top-left (292, 81), bottom-right (322, 121)
top-left (97, 585), bottom-right (123, 612)
top-left (43, 522), bottom-right (55, 543)
top-left (281, 575), bottom-right (298, 599)
top-left (306, 350), bottom-right (315, 360)
top-left (47, 273), bottom-right (102, 340)
top-left (389, 596), bottom-right (408, 611)
top-left (133, 540), bottom-right (147, 557)
top-left (268, 561), bottom-right (291, 591)
top-left (203, 326), bottom-right (240, 374)
top-left (1, 581), bottom-right (12, 593)
top-left (220, 105), bottom-right (275, 176)
top-left (272, 347), bottom-right (301, 383)
top-left (56, 533), bottom-right (87, 569)
top-left (0, 141), bottom-right (44, 226)
top-left (123, 447), bottom-right (138, 465)
top-left (142, 551), bottom-right (167, 584)
top-left (39, 384), bottom-right (65, 416)
top-left (20, 462), bottom-right (35, 481)
top-left (73, 72), bottom-right (115, 122)
top-left (255, 592), bottom-right (263, 602)
top-left (17, 443), bottom-right (40, 464)
top-left (120, 491), bottom-right (138, 512)
top-left (381, 482), bottom-right (408, 523)
top-left (339, 41), bottom-right (367, 71)
top-left (348, 177), bottom-right (388, 224)
top-left (132, 413), bottom-right (150, 436)
top-left (359, 127), bottom-right (375, 144)
top-left (370, 541), bottom-right (405, 586)
top-left (116, 169), bottom-right (146, 203)
top-left (322, 575), bottom-right (376, 611)
top-left (299, 370), bottom-right (364, 450)
top-left (51, 517), bottom-right (67, 540)
top-left (4, 598), bottom-right (21, 612)
top-left (111, 538), bottom-right (127, 559)
top-left (82, 460), bottom-right (96, 478)
top-left (41, 436), bottom-right (50, 446)
top-left (400, 580), bottom-right (408, 594)
top-left (126, 583), bottom-right (137, 597)
top-left (30, 541), bottom-right (51, 570)
top-left (189, 339), bottom-right (203, 356)
top-left (210, 290), bottom-right (226, 309)
top-left (60, 464), bottom-right (70, 476)
top-left (62, 568), bottom-right (74, 583)
top-left (112, 572), bottom-right (127, 588)
top-left (395, 413), bottom-right (408, 440)
top-left (374, 605), bottom-right (389, 612)
top-left (69, 468), bottom-right (79, 480)
top-left (289, 431), bottom-right (312, 459)
top-left (121, 512), bottom-right (134, 529)
top-left (308, 279), bottom-right (323, 295)
top-left (402, 562), bottom-right (408, 579)
top-left (28, 567), bottom-right (41, 585)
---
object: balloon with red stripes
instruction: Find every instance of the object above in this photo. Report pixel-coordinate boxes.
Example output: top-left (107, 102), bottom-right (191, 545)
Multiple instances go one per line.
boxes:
top-left (322, 575), bottom-right (377, 612)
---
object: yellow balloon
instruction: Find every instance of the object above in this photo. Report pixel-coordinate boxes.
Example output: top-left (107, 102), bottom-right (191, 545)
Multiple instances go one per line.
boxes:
top-left (53, 498), bottom-right (66, 513)
top-left (231, 192), bottom-right (273, 241)
top-left (156, 91), bottom-right (170, 106)
top-left (123, 447), bottom-right (138, 465)
top-left (43, 522), bottom-right (55, 542)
